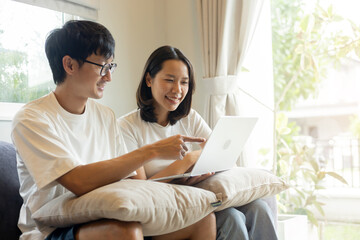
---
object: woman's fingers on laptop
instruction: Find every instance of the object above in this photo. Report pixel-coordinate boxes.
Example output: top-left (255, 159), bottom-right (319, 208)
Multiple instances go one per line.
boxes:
top-left (174, 173), bottom-right (214, 186)
top-left (189, 173), bottom-right (214, 185)
top-left (170, 176), bottom-right (198, 185)
top-left (170, 178), bottom-right (187, 185)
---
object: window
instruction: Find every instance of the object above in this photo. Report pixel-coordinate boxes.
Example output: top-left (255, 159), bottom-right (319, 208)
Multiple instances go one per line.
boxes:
top-left (0, 0), bottom-right (81, 120)
top-left (272, 0), bottom-right (360, 238)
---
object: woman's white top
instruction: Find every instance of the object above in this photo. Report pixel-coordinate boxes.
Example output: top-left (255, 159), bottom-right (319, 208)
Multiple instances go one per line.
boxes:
top-left (118, 109), bottom-right (211, 178)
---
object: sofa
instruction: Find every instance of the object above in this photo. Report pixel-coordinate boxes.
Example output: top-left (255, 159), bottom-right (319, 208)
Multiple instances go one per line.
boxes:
top-left (0, 140), bottom-right (278, 239)
top-left (0, 141), bottom-right (23, 240)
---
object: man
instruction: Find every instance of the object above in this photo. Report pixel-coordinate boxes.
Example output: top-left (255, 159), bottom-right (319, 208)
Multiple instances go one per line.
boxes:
top-left (11, 20), bottom-right (215, 240)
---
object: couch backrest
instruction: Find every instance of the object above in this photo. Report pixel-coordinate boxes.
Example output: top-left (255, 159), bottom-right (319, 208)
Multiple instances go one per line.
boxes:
top-left (0, 141), bottom-right (22, 239)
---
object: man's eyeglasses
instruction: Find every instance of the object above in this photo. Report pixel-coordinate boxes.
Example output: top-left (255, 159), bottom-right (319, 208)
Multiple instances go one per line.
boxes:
top-left (84, 59), bottom-right (117, 77)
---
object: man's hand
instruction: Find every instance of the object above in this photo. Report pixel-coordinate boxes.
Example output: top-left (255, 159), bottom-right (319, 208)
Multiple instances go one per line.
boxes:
top-left (152, 134), bottom-right (205, 160)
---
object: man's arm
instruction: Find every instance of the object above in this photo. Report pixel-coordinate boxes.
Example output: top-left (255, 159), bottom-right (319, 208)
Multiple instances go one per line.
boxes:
top-left (57, 134), bottom-right (205, 196)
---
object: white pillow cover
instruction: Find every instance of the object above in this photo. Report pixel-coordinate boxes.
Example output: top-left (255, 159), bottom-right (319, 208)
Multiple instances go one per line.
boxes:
top-left (33, 167), bottom-right (288, 236)
top-left (32, 179), bottom-right (219, 236)
top-left (195, 167), bottom-right (288, 211)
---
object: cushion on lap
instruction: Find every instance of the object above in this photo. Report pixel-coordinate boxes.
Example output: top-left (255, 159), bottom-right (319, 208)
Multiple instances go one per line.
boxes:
top-left (195, 167), bottom-right (289, 211)
top-left (32, 167), bottom-right (288, 236)
top-left (32, 179), bottom-right (219, 236)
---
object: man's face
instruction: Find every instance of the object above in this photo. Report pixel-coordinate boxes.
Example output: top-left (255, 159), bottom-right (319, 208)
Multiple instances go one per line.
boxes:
top-left (72, 54), bottom-right (114, 100)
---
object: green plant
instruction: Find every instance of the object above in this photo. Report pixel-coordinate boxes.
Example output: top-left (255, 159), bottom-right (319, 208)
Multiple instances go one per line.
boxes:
top-left (271, 0), bottom-right (359, 226)
top-left (272, 0), bottom-right (360, 112)
top-left (275, 113), bottom-right (347, 226)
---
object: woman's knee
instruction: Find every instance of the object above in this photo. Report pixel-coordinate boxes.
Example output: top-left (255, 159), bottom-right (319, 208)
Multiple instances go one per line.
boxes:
top-left (215, 208), bottom-right (248, 240)
top-left (216, 207), bottom-right (245, 225)
top-left (246, 199), bottom-right (273, 216)
top-left (238, 199), bottom-right (275, 225)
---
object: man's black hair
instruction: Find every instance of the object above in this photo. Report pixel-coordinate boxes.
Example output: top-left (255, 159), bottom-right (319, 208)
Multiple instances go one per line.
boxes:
top-left (45, 20), bottom-right (115, 84)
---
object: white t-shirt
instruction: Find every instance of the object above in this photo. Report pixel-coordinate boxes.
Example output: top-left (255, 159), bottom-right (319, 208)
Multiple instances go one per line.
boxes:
top-left (11, 92), bottom-right (128, 240)
top-left (118, 109), bottom-right (211, 178)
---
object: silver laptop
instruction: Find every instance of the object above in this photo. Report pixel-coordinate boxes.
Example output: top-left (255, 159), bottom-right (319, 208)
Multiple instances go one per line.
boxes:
top-left (152, 116), bottom-right (258, 181)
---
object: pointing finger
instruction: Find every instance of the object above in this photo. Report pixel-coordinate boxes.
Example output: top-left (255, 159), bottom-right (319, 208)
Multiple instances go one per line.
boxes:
top-left (182, 136), bottom-right (206, 143)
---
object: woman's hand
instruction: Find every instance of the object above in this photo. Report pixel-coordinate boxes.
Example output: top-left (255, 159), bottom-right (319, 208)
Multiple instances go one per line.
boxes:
top-left (148, 149), bottom-right (203, 182)
top-left (152, 134), bottom-right (205, 160)
top-left (170, 172), bottom-right (215, 186)
top-left (171, 150), bottom-right (214, 185)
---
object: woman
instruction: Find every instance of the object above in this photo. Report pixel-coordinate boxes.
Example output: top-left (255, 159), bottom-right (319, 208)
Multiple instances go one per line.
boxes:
top-left (118, 45), bottom-right (278, 240)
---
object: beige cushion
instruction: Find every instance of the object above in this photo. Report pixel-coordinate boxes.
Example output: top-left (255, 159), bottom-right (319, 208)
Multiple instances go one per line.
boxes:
top-left (195, 167), bottom-right (288, 211)
top-left (33, 167), bottom-right (288, 236)
top-left (32, 179), bottom-right (219, 236)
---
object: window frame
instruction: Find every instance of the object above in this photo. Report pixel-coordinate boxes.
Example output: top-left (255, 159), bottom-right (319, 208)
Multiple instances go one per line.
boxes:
top-left (0, 102), bottom-right (24, 121)
top-left (0, 1), bottom-right (84, 120)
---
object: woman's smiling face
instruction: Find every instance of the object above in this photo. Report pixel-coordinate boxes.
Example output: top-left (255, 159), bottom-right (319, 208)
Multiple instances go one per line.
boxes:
top-left (146, 59), bottom-right (189, 122)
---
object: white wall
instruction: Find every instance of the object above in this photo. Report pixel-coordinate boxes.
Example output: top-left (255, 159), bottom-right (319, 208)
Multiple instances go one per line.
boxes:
top-left (97, 0), bottom-right (167, 117)
top-left (96, 0), bottom-right (205, 118)
top-left (162, 0), bottom-right (205, 113)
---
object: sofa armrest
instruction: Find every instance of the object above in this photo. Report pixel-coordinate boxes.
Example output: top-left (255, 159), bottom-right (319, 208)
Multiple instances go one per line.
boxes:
top-left (0, 141), bottom-right (23, 239)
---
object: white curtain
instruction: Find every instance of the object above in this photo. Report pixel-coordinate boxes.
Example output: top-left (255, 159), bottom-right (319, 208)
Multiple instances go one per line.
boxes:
top-left (197, 0), bottom-right (265, 128)
top-left (197, 0), bottom-right (276, 168)
top-left (12, 0), bottom-right (99, 20)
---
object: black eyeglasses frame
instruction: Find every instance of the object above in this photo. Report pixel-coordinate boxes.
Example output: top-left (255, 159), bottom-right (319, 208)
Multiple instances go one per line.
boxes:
top-left (83, 59), bottom-right (117, 76)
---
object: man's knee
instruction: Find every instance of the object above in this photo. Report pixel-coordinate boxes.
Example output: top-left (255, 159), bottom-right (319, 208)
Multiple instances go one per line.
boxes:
top-left (109, 221), bottom-right (142, 240)
top-left (197, 212), bottom-right (216, 229)
top-left (207, 212), bottom-right (216, 224)
top-left (199, 213), bottom-right (216, 238)
top-left (76, 219), bottom-right (143, 240)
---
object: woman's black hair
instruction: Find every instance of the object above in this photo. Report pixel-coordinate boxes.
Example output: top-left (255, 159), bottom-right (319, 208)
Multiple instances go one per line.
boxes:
top-left (136, 45), bottom-right (195, 125)
top-left (45, 20), bottom-right (115, 85)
